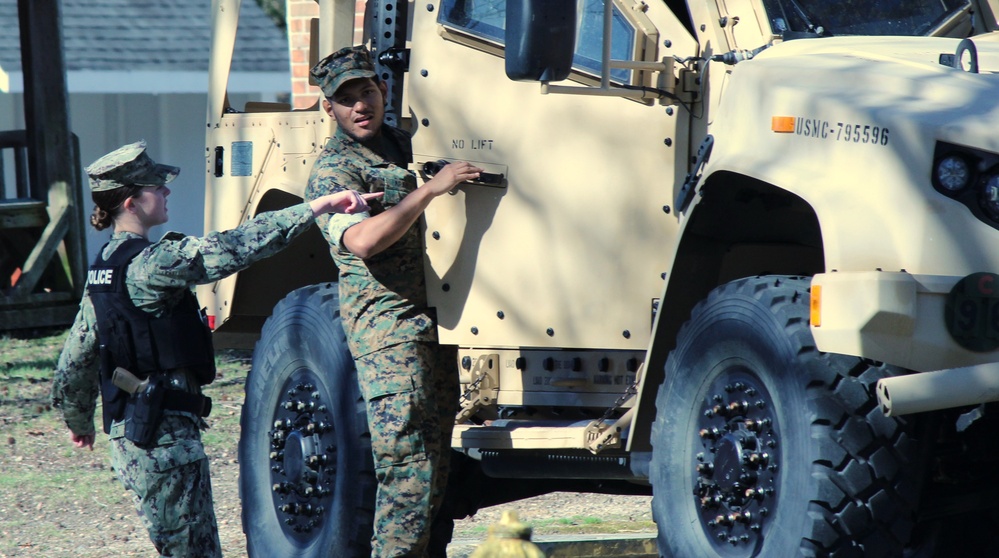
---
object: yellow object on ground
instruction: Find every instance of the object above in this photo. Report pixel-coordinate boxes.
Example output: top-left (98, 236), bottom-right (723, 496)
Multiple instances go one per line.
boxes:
top-left (469, 510), bottom-right (547, 558)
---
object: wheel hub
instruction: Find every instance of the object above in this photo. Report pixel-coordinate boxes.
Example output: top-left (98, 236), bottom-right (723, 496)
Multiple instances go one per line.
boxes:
top-left (693, 375), bottom-right (779, 550)
top-left (713, 431), bottom-right (754, 493)
top-left (268, 373), bottom-right (338, 541)
top-left (283, 431), bottom-right (317, 484)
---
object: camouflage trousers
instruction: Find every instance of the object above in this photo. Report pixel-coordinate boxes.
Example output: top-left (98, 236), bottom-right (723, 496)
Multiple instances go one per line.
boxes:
top-left (109, 414), bottom-right (222, 558)
top-left (355, 341), bottom-right (458, 557)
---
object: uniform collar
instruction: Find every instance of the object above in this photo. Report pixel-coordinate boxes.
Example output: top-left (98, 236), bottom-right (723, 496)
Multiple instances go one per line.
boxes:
top-left (110, 230), bottom-right (147, 241)
top-left (332, 125), bottom-right (412, 167)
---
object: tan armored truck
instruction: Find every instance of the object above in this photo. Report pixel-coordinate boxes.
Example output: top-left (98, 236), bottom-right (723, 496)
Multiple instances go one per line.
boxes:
top-left (201, 0), bottom-right (999, 555)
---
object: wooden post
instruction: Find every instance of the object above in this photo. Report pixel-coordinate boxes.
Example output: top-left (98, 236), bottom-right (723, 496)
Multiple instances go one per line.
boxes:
top-left (0, 0), bottom-right (86, 329)
top-left (15, 0), bottom-right (85, 300)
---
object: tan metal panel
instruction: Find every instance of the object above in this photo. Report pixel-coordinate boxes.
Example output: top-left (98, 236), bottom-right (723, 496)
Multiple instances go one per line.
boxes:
top-left (410, 3), bottom-right (687, 350)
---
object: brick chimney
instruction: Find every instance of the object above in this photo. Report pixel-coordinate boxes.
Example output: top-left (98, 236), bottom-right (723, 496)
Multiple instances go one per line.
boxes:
top-left (286, 0), bottom-right (366, 109)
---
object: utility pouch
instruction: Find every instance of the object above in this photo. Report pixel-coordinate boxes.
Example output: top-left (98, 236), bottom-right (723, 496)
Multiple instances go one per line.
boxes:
top-left (124, 376), bottom-right (166, 448)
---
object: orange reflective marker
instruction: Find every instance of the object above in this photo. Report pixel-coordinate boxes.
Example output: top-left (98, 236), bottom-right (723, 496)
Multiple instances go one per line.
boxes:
top-left (772, 116), bottom-right (795, 133)
top-left (810, 284), bottom-right (822, 327)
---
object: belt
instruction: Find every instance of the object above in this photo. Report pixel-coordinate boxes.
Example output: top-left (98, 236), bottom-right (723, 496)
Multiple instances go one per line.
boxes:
top-left (162, 389), bottom-right (213, 417)
top-left (162, 367), bottom-right (202, 395)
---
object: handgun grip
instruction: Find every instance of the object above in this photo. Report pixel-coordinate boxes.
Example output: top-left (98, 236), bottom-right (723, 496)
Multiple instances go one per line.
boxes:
top-left (112, 366), bottom-right (148, 395)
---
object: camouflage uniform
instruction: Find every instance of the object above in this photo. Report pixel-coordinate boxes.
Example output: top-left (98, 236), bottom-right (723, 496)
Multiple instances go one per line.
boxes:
top-left (306, 46), bottom-right (458, 557)
top-left (53, 141), bottom-right (323, 557)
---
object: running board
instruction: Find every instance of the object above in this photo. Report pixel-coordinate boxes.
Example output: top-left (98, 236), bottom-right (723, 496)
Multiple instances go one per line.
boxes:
top-left (452, 412), bottom-right (634, 452)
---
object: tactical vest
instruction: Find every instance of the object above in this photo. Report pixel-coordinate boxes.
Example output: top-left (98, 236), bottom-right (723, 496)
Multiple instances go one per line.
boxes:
top-left (88, 238), bottom-right (216, 432)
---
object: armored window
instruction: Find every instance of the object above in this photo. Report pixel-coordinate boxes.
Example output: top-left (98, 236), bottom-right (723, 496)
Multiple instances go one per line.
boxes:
top-left (439, 0), bottom-right (639, 84)
top-left (762, 0), bottom-right (972, 37)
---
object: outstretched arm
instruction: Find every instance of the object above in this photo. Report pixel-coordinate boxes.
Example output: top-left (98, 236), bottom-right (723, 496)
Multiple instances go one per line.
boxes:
top-left (132, 189), bottom-right (383, 291)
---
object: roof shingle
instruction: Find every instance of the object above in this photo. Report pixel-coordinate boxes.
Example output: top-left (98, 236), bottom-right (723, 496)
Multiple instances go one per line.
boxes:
top-left (0, 0), bottom-right (288, 73)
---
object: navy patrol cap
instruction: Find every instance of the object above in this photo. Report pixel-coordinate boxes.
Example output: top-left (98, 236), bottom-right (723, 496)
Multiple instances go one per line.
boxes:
top-left (311, 45), bottom-right (377, 99)
top-left (86, 140), bottom-right (180, 192)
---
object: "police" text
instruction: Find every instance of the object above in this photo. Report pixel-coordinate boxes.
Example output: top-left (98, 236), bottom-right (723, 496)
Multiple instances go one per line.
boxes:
top-left (88, 268), bottom-right (114, 285)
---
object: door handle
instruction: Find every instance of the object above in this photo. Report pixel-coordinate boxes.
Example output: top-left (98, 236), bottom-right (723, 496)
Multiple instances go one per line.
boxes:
top-left (421, 159), bottom-right (506, 188)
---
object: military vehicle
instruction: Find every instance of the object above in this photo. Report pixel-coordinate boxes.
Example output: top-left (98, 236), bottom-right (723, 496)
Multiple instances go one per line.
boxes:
top-left (202, 0), bottom-right (999, 555)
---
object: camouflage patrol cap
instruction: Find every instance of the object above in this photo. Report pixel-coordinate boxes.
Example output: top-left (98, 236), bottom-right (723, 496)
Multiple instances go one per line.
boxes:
top-left (311, 45), bottom-right (377, 99)
top-left (85, 140), bottom-right (180, 192)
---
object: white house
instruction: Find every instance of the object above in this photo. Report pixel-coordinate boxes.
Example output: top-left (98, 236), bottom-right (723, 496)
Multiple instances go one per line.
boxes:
top-left (0, 0), bottom-right (290, 261)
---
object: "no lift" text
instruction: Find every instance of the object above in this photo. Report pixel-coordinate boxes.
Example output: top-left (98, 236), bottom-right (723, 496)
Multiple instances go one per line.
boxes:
top-left (452, 139), bottom-right (494, 150)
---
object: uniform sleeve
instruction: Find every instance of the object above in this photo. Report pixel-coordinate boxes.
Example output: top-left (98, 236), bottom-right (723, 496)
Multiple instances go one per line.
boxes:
top-left (51, 296), bottom-right (101, 436)
top-left (306, 146), bottom-right (368, 251)
top-left (325, 212), bottom-right (367, 252)
top-left (130, 202), bottom-right (317, 296)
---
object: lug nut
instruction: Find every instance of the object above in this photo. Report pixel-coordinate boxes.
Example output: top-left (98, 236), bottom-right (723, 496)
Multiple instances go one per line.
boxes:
top-left (728, 401), bottom-right (747, 413)
top-left (748, 452), bottom-right (770, 467)
top-left (745, 487), bottom-right (764, 500)
top-left (699, 427), bottom-right (720, 440)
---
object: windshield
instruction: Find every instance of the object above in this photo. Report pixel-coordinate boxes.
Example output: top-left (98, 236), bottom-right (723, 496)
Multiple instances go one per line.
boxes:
top-left (762, 0), bottom-right (970, 36)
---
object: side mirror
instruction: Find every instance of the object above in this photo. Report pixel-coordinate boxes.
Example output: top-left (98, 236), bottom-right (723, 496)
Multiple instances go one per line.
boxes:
top-left (505, 0), bottom-right (577, 82)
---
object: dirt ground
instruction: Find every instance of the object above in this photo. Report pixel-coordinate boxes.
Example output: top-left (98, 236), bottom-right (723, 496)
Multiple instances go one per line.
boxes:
top-left (0, 335), bottom-right (654, 558)
top-left (1, 416), bottom-right (653, 558)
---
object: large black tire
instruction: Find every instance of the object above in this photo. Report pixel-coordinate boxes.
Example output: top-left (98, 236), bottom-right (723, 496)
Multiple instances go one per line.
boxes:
top-left (239, 284), bottom-right (375, 557)
top-left (651, 276), bottom-right (923, 557)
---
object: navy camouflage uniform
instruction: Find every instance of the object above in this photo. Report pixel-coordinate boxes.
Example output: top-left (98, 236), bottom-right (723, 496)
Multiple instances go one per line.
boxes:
top-left (306, 47), bottom-right (458, 557)
top-left (53, 141), bottom-right (326, 557)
